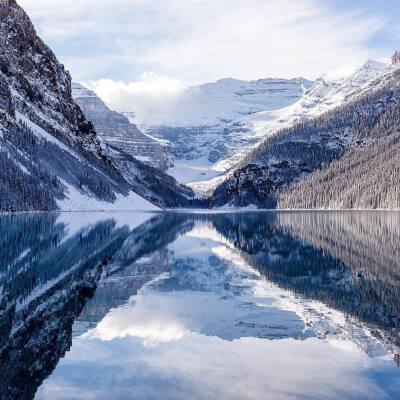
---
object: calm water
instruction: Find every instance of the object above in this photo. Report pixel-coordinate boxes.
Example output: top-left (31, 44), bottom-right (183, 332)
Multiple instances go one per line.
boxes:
top-left (1, 211), bottom-right (399, 400)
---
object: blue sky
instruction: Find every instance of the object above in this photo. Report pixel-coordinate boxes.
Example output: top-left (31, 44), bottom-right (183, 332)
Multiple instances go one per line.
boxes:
top-left (18, 0), bottom-right (399, 108)
top-left (330, 0), bottom-right (400, 52)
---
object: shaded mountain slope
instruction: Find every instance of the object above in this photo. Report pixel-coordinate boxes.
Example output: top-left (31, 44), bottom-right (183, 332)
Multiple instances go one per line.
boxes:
top-left (278, 131), bottom-right (400, 209)
top-left (0, 0), bottom-right (194, 211)
top-left (212, 57), bottom-right (400, 209)
top-left (72, 83), bottom-right (197, 208)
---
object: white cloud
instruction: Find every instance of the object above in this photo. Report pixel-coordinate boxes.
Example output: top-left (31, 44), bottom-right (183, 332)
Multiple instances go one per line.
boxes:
top-left (84, 73), bottom-right (185, 113)
top-left (19, 0), bottom-right (387, 85)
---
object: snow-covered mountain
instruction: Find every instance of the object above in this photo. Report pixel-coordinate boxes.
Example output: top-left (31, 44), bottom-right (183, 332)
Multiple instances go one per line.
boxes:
top-left (124, 77), bottom-right (313, 187)
top-left (212, 54), bottom-right (400, 208)
top-left (0, 0), bottom-right (194, 211)
top-left (239, 59), bottom-right (395, 152)
top-left (121, 59), bottom-right (398, 194)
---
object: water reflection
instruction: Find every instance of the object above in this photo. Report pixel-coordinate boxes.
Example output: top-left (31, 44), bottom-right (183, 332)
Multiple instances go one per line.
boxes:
top-left (0, 211), bottom-right (399, 399)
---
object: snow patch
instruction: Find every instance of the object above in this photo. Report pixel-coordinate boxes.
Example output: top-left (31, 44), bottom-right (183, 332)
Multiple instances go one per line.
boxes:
top-left (57, 183), bottom-right (159, 212)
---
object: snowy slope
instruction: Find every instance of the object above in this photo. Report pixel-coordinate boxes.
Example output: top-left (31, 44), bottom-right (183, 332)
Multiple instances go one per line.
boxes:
top-left (131, 77), bottom-right (312, 127)
top-left (241, 60), bottom-right (394, 145)
top-left (0, 0), bottom-right (191, 211)
top-left (122, 60), bottom-right (397, 194)
top-left (57, 184), bottom-right (159, 211)
top-left (122, 78), bottom-right (312, 188)
top-left (14, 111), bottom-right (158, 211)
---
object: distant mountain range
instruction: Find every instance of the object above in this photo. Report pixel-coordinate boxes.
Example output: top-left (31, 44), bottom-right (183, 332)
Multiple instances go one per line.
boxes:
top-left (124, 77), bottom-right (313, 187)
top-left (0, 0), bottom-right (399, 211)
top-left (121, 60), bottom-right (396, 194)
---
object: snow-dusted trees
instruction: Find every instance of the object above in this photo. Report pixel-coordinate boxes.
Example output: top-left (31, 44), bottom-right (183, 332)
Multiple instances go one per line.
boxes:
top-left (213, 70), bottom-right (400, 209)
top-left (278, 133), bottom-right (400, 209)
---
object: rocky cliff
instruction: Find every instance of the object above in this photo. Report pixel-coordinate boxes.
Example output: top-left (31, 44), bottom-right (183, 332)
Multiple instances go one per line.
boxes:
top-left (0, 0), bottom-right (101, 154)
top-left (72, 83), bottom-right (173, 171)
top-left (0, 0), bottom-right (195, 211)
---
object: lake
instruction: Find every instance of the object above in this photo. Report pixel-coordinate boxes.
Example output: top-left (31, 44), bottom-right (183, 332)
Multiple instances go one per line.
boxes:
top-left (1, 211), bottom-right (399, 400)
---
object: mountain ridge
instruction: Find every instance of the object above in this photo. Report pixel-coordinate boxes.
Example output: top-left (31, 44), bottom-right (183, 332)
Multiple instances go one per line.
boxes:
top-left (211, 55), bottom-right (400, 209)
top-left (0, 0), bottom-right (195, 211)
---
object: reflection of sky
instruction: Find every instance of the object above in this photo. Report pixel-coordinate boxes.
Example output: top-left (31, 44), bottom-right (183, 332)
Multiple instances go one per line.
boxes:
top-left (35, 222), bottom-right (400, 400)
top-left (36, 335), bottom-right (398, 400)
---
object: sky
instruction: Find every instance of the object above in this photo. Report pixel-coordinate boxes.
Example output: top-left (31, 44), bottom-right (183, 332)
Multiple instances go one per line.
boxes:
top-left (18, 0), bottom-right (400, 109)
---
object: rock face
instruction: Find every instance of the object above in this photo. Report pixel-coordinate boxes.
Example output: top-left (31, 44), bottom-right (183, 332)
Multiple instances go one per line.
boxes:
top-left (0, 72), bottom-right (13, 116)
top-left (212, 54), bottom-right (400, 209)
top-left (72, 83), bottom-right (173, 171)
top-left (392, 51), bottom-right (400, 65)
top-left (0, 0), bottom-right (136, 211)
top-left (0, 0), bottom-right (101, 154)
top-left (0, 0), bottom-right (195, 211)
top-left (72, 83), bottom-right (196, 208)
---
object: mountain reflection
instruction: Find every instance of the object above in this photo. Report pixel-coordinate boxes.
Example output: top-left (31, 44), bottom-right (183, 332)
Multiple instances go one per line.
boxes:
top-left (0, 211), bottom-right (399, 400)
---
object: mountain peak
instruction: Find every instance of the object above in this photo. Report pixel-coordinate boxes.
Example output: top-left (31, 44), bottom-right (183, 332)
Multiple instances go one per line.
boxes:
top-left (362, 59), bottom-right (387, 69)
top-left (72, 82), bottom-right (97, 99)
top-left (392, 51), bottom-right (400, 65)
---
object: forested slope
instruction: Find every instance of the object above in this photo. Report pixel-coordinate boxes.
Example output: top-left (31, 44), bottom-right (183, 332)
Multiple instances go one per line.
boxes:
top-left (278, 132), bottom-right (400, 209)
top-left (212, 58), bottom-right (400, 209)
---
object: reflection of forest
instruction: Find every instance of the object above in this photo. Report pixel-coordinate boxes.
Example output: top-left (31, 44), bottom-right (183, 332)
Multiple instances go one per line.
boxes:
top-left (0, 213), bottom-right (192, 400)
top-left (210, 212), bottom-right (400, 365)
top-left (0, 211), bottom-right (399, 399)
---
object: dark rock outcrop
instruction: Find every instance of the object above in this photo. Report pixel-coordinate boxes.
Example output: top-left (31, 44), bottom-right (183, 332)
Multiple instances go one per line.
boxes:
top-left (0, 0), bottom-right (102, 154)
top-left (0, 72), bottom-right (13, 116)
top-left (392, 51), bottom-right (400, 65)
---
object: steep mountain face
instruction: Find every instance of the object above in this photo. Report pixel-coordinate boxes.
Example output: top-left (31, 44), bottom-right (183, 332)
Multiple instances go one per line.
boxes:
top-left (0, 0), bottom-right (194, 211)
top-left (72, 83), bottom-right (173, 171)
top-left (212, 56), bottom-right (400, 209)
top-left (0, 0), bottom-right (146, 211)
top-left (125, 77), bottom-right (312, 187)
top-left (72, 83), bottom-right (197, 208)
top-left (392, 51), bottom-right (400, 65)
top-left (0, 0), bottom-right (101, 155)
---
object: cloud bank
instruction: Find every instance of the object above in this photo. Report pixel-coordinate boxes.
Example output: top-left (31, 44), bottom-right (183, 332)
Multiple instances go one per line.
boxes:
top-left (18, 0), bottom-right (393, 111)
top-left (19, 0), bottom-right (387, 82)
